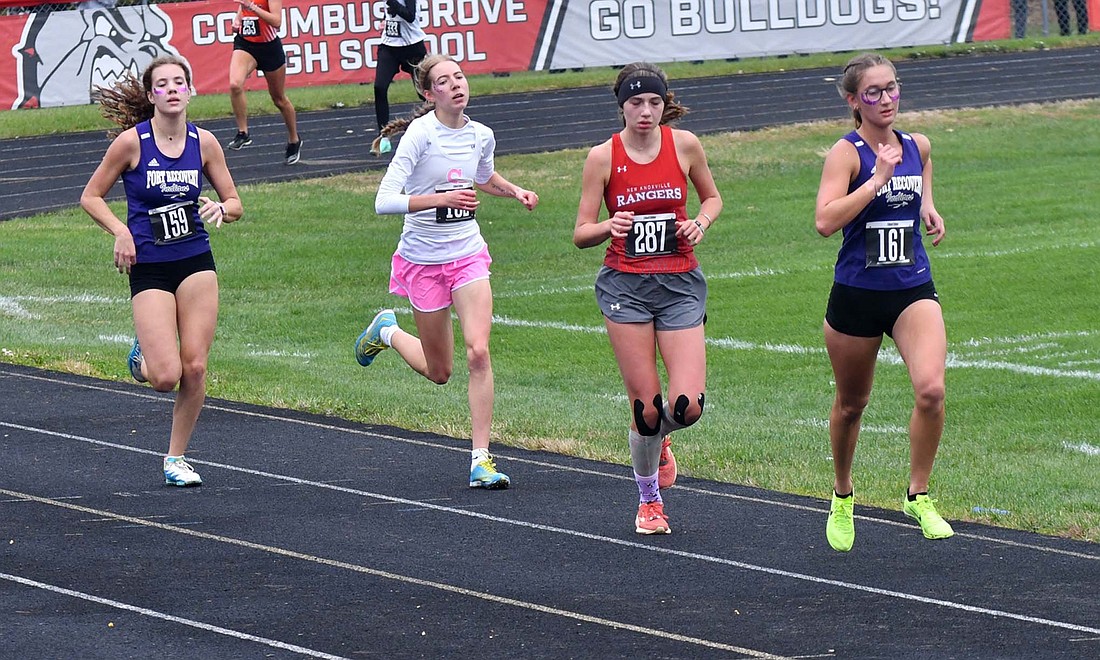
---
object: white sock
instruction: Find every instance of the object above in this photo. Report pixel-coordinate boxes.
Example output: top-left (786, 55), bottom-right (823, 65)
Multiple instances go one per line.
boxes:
top-left (471, 447), bottom-right (491, 468)
top-left (379, 324), bottom-right (398, 347)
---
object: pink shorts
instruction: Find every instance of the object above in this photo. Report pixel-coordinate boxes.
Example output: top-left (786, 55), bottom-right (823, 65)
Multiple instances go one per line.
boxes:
top-left (389, 247), bottom-right (492, 312)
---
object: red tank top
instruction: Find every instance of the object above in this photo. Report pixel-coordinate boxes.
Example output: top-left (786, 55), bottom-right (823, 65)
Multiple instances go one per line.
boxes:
top-left (603, 125), bottom-right (697, 274)
top-left (240, 0), bottom-right (278, 43)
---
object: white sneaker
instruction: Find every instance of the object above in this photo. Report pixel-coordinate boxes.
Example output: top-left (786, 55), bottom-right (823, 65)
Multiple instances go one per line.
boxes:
top-left (164, 456), bottom-right (202, 487)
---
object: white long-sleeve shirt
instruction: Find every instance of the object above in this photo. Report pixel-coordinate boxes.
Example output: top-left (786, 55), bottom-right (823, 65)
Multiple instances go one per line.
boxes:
top-left (375, 112), bottom-right (497, 264)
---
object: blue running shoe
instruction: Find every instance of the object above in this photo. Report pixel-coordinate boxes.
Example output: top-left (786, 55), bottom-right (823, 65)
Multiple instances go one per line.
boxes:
top-left (355, 309), bottom-right (397, 366)
top-left (470, 453), bottom-right (510, 489)
top-left (163, 456), bottom-right (202, 487)
top-left (128, 339), bottom-right (147, 383)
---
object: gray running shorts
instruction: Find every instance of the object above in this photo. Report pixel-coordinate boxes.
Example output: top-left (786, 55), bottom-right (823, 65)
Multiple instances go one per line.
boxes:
top-left (594, 266), bottom-right (707, 331)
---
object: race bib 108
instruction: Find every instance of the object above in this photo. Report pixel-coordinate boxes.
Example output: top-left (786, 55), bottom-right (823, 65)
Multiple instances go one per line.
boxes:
top-left (435, 179), bottom-right (476, 224)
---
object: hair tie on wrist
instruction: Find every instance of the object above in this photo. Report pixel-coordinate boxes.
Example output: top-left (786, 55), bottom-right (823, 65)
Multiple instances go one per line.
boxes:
top-left (700, 212), bottom-right (713, 225)
top-left (218, 203), bottom-right (227, 218)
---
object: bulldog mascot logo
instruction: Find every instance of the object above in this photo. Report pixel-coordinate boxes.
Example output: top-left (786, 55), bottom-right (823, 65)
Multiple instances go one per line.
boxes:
top-left (13, 4), bottom-right (180, 109)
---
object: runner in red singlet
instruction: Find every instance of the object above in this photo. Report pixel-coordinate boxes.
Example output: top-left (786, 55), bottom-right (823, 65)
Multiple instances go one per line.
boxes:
top-left (227, 0), bottom-right (302, 165)
top-left (573, 62), bottom-right (722, 535)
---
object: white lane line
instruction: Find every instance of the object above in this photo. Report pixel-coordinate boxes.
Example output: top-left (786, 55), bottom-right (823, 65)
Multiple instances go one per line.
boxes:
top-left (0, 294), bottom-right (122, 304)
top-left (0, 293), bottom-right (125, 319)
top-left (0, 298), bottom-right (36, 319)
top-left (4, 290), bottom-right (1096, 379)
top-left (938, 241), bottom-right (1096, 260)
top-left (97, 334), bottom-right (133, 344)
top-left (494, 283), bottom-right (593, 299)
top-left (1, 374), bottom-right (1096, 562)
top-left (5, 480), bottom-right (1098, 638)
top-left (0, 571), bottom-right (350, 660)
top-left (1063, 441), bottom-right (1100, 457)
top-left (954, 330), bottom-right (1095, 347)
top-left (488, 315), bottom-right (829, 355)
top-left (0, 490), bottom-right (789, 660)
top-left (794, 418), bottom-right (908, 435)
top-left (494, 268), bottom-right (790, 300)
top-left (485, 318), bottom-right (1100, 379)
top-left (944, 356), bottom-right (1100, 381)
top-left (869, 345), bottom-right (1099, 381)
top-left (246, 350), bottom-right (316, 359)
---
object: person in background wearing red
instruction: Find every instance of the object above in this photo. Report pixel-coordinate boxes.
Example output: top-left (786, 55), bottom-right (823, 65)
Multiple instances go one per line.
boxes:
top-left (226, 0), bottom-right (302, 165)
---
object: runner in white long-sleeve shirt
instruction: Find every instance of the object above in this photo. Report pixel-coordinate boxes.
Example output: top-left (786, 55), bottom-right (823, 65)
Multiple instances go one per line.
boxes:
top-left (356, 53), bottom-right (539, 489)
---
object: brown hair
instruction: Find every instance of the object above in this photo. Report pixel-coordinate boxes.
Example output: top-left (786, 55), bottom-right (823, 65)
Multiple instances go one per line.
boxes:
top-left (612, 62), bottom-right (688, 126)
top-left (837, 52), bottom-right (897, 128)
top-left (97, 55), bottom-right (193, 137)
top-left (372, 53), bottom-right (459, 152)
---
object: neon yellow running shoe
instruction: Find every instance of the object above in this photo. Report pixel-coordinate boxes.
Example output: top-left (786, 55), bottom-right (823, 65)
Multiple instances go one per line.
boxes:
top-left (826, 492), bottom-right (855, 552)
top-left (904, 494), bottom-right (955, 539)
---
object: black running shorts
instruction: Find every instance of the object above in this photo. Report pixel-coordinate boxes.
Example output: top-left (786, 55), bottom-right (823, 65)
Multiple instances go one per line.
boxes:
top-left (129, 251), bottom-right (217, 298)
top-left (825, 280), bottom-right (938, 338)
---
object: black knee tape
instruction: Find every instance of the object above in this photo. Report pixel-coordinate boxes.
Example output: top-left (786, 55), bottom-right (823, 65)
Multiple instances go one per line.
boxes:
top-left (672, 395), bottom-right (690, 426)
top-left (632, 394), bottom-right (664, 437)
top-left (672, 393), bottom-right (706, 426)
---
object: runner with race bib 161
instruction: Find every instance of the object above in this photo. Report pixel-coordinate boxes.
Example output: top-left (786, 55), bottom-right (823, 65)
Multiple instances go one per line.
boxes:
top-left (814, 52), bottom-right (953, 553)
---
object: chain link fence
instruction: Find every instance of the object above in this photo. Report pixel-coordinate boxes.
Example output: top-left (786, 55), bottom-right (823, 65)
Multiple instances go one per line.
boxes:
top-left (1013, 0), bottom-right (1092, 37)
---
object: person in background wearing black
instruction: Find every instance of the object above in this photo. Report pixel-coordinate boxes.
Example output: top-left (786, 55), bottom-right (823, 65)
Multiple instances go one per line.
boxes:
top-left (1053, 0), bottom-right (1089, 35)
top-left (370, 0), bottom-right (427, 156)
top-left (1011, 0), bottom-right (1028, 38)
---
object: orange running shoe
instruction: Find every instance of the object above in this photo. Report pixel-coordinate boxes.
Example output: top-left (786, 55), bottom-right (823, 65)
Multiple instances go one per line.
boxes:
top-left (635, 501), bottom-right (671, 535)
top-left (658, 436), bottom-right (677, 489)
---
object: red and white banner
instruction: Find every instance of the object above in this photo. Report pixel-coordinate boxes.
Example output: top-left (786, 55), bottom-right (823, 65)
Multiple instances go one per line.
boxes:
top-left (2, 0), bottom-right (1098, 109)
top-left (0, 0), bottom-right (551, 109)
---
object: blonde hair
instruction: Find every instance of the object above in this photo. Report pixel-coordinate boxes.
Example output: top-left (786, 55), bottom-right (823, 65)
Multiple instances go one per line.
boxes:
top-left (371, 53), bottom-right (458, 152)
top-left (837, 52), bottom-right (897, 128)
top-left (96, 56), bottom-right (193, 138)
top-left (612, 62), bottom-right (688, 126)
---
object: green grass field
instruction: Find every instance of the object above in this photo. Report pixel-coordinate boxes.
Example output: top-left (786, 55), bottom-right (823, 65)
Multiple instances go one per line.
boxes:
top-left (1, 90), bottom-right (1097, 541)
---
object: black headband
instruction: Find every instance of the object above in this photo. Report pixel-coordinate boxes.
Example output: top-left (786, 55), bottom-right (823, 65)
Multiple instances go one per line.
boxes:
top-left (616, 75), bottom-right (668, 106)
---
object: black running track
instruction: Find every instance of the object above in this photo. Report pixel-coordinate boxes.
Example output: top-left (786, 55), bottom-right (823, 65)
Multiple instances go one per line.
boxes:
top-left (2, 47), bottom-right (1100, 221)
top-left (2, 363), bottom-right (1098, 658)
top-left (3, 49), bottom-right (1100, 658)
